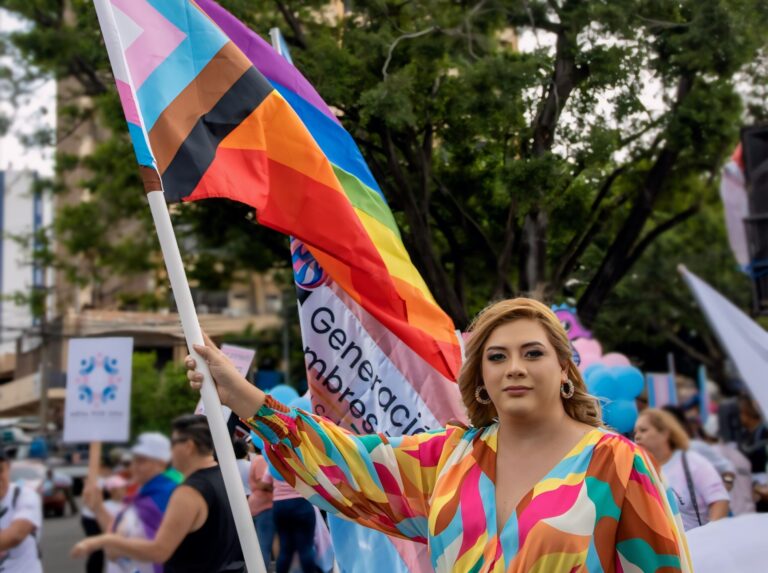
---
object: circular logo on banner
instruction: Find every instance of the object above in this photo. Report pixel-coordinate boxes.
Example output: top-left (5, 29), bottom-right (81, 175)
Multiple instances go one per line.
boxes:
top-left (291, 238), bottom-right (328, 290)
top-left (77, 353), bottom-right (122, 407)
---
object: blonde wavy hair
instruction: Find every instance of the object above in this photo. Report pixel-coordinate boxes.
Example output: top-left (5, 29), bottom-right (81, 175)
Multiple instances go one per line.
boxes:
top-left (638, 408), bottom-right (690, 451)
top-left (458, 298), bottom-right (602, 428)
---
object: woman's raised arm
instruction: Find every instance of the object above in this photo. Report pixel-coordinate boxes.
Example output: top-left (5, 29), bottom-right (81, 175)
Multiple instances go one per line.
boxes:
top-left (185, 335), bottom-right (465, 542)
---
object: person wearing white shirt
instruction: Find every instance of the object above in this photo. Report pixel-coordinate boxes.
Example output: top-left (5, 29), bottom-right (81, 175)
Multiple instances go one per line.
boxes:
top-left (0, 448), bottom-right (42, 573)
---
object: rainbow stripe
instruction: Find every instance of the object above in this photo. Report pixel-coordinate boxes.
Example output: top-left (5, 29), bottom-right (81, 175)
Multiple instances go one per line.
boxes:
top-left (95, 0), bottom-right (462, 380)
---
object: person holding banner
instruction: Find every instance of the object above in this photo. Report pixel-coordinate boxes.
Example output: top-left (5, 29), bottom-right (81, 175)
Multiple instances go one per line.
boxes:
top-left (186, 298), bottom-right (691, 572)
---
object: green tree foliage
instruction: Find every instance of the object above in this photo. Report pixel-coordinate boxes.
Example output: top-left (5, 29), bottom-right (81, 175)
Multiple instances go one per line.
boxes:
top-left (130, 352), bottom-right (198, 438)
top-left (1, 0), bottom-right (766, 378)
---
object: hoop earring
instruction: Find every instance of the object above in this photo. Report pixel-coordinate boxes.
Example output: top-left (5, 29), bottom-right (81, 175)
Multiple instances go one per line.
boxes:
top-left (561, 379), bottom-right (575, 399)
top-left (474, 386), bottom-right (492, 405)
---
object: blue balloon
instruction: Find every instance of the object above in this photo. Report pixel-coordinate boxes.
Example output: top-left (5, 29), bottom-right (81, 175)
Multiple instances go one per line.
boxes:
top-left (583, 363), bottom-right (606, 381)
top-left (585, 369), bottom-right (622, 401)
top-left (602, 399), bottom-right (638, 434)
top-left (268, 384), bottom-right (299, 405)
top-left (612, 366), bottom-right (645, 399)
top-left (289, 396), bottom-right (312, 412)
top-left (249, 430), bottom-right (264, 452)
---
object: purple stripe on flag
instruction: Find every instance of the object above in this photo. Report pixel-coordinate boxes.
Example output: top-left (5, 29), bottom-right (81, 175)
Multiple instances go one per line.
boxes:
top-left (195, 0), bottom-right (340, 125)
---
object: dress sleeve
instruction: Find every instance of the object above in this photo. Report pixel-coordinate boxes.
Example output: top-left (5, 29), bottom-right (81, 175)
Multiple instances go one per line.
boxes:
top-left (615, 445), bottom-right (693, 573)
top-left (244, 395), bottom-right (463, 542)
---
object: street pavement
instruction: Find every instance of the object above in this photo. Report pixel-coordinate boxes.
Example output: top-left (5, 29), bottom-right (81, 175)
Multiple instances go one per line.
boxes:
top-left (41, 509), bottom-right (83, 573)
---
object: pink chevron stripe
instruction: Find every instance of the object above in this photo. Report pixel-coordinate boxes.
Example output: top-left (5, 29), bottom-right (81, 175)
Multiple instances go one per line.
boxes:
top-left (517, 483), bottom-right (582, 546)
top-left (115, 80), bottom-right (140, 125)
top-left (458, 465), bottom-right (485, 555)
top-left (112, 0), bottom-right (186, 89)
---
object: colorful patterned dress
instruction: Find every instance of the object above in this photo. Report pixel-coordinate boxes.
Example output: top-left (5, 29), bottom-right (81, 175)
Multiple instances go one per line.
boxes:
top-left (247, 396), bottom-right (692, 572)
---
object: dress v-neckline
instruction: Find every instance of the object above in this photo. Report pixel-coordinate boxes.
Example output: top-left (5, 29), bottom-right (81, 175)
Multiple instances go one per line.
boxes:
top-left (485, 425), bottom-right (602, 546)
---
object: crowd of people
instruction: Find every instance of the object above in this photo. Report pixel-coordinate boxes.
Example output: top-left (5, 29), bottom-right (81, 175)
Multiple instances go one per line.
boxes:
top-left (64, 416), bottom-right (334, 573)
top-left (0, 299), bottom-right (767, 572)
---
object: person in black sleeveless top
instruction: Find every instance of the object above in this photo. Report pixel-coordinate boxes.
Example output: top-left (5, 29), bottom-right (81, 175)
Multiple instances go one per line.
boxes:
top-left (71, 415), bottom-right (245, 573)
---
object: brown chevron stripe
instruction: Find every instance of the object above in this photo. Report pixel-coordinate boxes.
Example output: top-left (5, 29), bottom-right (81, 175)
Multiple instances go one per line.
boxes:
top-left (148, 41), bottom-right (251, 174)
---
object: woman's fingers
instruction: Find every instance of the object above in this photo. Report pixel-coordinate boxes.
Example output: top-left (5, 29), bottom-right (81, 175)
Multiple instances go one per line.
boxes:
top-left (192, 343), bottom-right (213, 360)
top-left (202, 331), bottom-right (217, 350)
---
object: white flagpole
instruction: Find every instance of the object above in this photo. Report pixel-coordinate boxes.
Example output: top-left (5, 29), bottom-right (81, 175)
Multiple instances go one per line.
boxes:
top-left (147, 191), bottom-right (265, 573)
top-left (91, 1), bottom-right (264, 570)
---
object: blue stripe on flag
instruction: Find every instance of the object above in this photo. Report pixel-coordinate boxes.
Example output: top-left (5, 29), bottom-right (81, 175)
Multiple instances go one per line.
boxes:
top-left (328, 515), bottom-right (411, 573)
top-left (127, 122), bottom-right (155, 166)
top-left (138, 1), bottom-right (228, 131)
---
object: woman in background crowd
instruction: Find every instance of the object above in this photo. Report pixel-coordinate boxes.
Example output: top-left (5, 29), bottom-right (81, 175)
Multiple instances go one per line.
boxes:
top-left (635, 408), bottom-right (730, 530)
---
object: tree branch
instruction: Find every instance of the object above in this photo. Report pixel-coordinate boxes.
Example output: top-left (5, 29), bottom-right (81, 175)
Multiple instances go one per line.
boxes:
top-left (551, 165), bottom-right (627, 288)
top-left (273, 0), bottom-right (308, 49)
top-left (662, 329), bottom-right (717, 368)
top-left (624, 204), bottom-right (700, 270)
top-left (382, 26), bottom-right (438, 78)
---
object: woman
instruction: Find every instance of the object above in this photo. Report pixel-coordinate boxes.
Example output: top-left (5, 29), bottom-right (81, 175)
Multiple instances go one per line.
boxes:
top-left (634, 408), bottom-right (730, 530)
top-left (187, 298), bottom-right (691, 572)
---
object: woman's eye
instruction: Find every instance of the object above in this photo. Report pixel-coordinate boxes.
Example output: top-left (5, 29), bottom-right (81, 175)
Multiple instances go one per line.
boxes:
top-left (525, 350), bottom-right (543, 358)
top-left (487, 353), bottom-right (506, 362)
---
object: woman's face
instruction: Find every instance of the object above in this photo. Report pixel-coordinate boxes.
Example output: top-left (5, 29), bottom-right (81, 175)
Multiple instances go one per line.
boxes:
top-left (634, 415), bottom-right (670, 457)
top-left (481, 319), bottom-right (567, 421)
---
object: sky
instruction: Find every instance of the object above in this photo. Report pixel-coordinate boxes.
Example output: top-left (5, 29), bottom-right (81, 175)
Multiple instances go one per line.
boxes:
top-left (0, 9), bottom-right (56, 178)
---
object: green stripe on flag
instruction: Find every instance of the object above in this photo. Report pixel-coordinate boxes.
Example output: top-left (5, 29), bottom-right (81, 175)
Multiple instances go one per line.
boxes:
top-left (333, 166), bottom-right (401, 239)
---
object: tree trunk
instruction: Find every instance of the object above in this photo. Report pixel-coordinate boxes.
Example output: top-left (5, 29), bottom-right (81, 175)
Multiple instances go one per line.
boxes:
top-left (577, 75), bottom-right (694, 325)
top-left (520, 26), bottom-right (586, 292)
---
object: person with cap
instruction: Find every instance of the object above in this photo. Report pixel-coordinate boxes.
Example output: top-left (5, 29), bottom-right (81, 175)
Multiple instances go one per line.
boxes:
top-left (0, 446), bottom-right (43, 573)
top-left (72, 415), bottom-right (245, 573)
top-left (81, 432), bottom-right (178, 573)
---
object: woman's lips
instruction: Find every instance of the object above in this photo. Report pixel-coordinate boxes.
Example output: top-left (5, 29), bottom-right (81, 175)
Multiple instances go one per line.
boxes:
top-left (502, 386), bottom-right (532, 396)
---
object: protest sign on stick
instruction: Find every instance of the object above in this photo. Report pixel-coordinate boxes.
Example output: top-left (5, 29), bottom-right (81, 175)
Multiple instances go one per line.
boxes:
top-left (63, 337), bottom-right (134, 444)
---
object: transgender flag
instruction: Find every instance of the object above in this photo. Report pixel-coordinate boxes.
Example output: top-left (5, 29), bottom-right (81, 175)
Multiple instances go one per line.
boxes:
top-left (646, 373), bottom-right (677, 408)
top-left (93, 0), bottom-right (466, 571)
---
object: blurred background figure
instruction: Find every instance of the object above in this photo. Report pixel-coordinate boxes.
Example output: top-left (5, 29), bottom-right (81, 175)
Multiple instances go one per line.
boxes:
top-left (248, 443), bottom-right (274, 569)
top-left (736, 395), bottom-right (768, 512)
top-left (233, 439), bottom-right (251, 498)
top-left (263, 466), bottom-right (316, 573)
top-left (0, 446), bottom-right (43, 572)
top-left (72, 416), bottom-right (245, 573)
top-left (81, 432), bottom-right (177, 573)
top-left (662, 405), bottom-right (736, 488)
top-left (699, 415), bottom-right (755, 516)
top-left (635, 408), bottom-right (730, 530)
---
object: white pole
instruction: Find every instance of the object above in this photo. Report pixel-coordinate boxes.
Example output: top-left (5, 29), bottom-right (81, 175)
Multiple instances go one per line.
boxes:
top-left (147, 191), bottom-right (265, 573)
